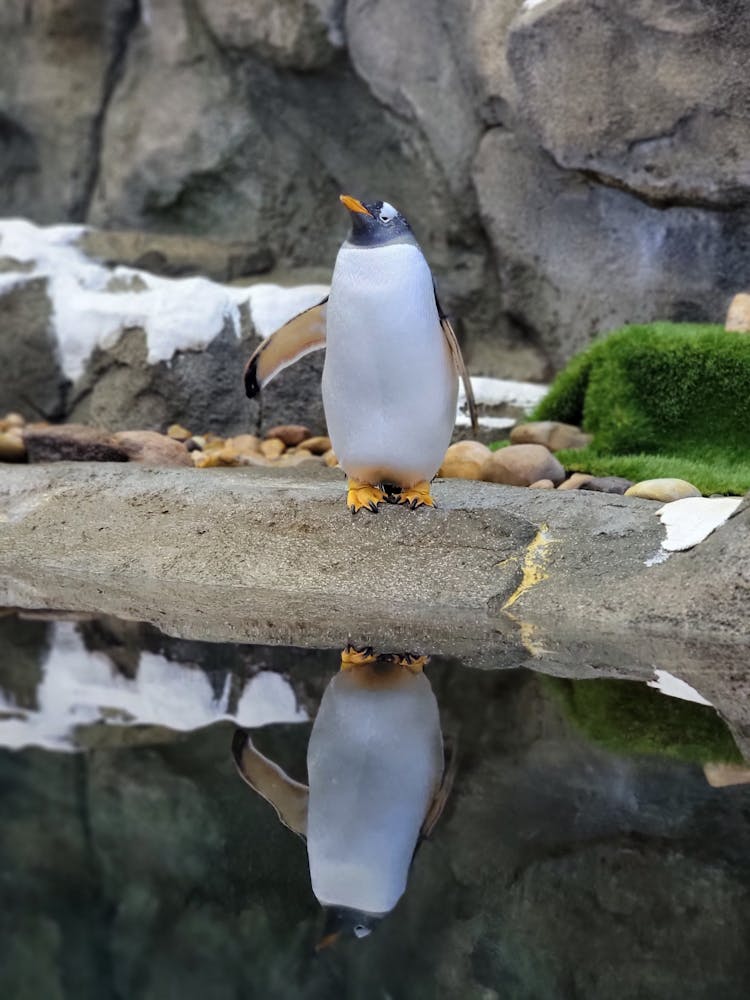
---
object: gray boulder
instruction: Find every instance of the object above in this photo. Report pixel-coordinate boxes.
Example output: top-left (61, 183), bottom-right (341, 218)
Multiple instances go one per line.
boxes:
top-left (508, 0), bottom-right (750, 205)
top-left (473, 129), bottom-right (750, 366)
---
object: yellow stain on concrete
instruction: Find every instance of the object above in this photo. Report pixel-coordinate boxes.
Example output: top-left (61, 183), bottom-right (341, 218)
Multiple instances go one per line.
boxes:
top-left (502, 524), bottom-right (556, 611)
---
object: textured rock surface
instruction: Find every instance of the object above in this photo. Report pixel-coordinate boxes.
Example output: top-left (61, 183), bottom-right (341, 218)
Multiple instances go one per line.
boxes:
top-left (3, 1), bottom-right (748, 378)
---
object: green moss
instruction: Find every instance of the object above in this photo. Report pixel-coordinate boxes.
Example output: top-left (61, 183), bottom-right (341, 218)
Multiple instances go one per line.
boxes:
top-left (525, 323), bottom-right (750, 495)
top-left (542, 675), bottom-right (742, 766)
top-left (555, 449), bottom-right (750, 496)
top-left (488, 440), bottom-right (510, 452)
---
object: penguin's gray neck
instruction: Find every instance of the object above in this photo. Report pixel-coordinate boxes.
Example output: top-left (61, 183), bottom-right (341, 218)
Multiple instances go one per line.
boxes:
top-left (341, 235), bottom-right (420, 251)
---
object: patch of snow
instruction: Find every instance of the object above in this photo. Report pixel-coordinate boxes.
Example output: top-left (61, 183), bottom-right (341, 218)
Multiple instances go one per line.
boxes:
top-left (244, 283), bottom-right (328, 339)
top-left (644, 548), bottom-right (671, 567)
top-left (0, 621), bottom-right (307, 752)
top-left (456, 376), bottom-right (548, 430)
top-left (0, 218), bottom-right (329, 381)
top-left (647, 669), bottom-right (712, 707)
top-left (657, 496), bottom-right (743, 552)
top-left (522, 0), bottom-right (549, 10)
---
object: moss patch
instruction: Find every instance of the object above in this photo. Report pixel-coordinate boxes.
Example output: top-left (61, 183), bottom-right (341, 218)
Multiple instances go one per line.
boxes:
top-left (527, 323), bottom-right (750, 495)
top-left (542, 675), bottom-right (742, 766)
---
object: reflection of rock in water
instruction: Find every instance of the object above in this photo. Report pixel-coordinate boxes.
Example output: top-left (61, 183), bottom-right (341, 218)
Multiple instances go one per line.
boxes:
top-left (1, 653), bottom-right (750, 999)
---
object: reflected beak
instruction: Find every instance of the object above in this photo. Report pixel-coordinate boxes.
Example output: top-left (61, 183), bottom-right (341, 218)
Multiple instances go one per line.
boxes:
top-left (315, 931), bottom-right (342, 952)
top-left (339, 194), bottom-right (371, 216)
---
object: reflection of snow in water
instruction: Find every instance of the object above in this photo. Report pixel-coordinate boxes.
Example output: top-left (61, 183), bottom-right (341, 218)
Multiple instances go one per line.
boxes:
top-left (647, 669), bottom-right (712, 707)
top-left (0, 622), bottom-right (307, 752)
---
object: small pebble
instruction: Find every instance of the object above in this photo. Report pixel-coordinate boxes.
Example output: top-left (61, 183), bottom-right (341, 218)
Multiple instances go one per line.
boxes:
top-left (439, 440), bottom-right (492, 480)
top-left (482, 444), bottom-right (565, 487)
top-left (625, 478), bottom-right (702, 502)
top-left (260, 438), bottom-right (286, 459)
top-left (167, 423), bottom-right (192, 441)
top-left (529, 479), bottom-right (554, 489)
top-left (113, 430), bottom-right (192, 467)
top-left (581, 476), bottom-right (633, 495)
top-left (511, 421), bottom-right (592, 451)
top-left (299, 435), bottom-right (332, 455)
top-left (264, 424), bottom-right (311, 447)
top-left (323, 449), bottom-right (339, 468)
top-left (0, 430), bottom-right (27, 461)
top-left (725, 292), bottom-right (750, 334)
top-left (557, 473), bottom-right (593, 491)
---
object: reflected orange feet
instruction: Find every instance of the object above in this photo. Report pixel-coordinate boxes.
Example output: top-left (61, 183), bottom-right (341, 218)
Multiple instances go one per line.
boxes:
top-left (397, 481), bottom-right (435, 510)
top-left (340, 644), bottom-right (378, 670)
top-left (347, 479), bottom-right (386, 514)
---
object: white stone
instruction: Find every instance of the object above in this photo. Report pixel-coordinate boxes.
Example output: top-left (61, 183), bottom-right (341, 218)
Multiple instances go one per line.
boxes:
top-left (657, 496), bottom-right (743, 552)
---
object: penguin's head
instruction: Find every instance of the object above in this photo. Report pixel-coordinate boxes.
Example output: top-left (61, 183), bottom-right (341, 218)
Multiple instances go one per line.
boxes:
top-left (339, 194), bottom-right (417, 249)
top-left (316, 905), bottom-right (385, 950)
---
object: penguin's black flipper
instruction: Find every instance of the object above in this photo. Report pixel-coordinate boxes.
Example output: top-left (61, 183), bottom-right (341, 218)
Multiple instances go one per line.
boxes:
top-left (244, 298), bottom-right (328, 399)
top-left (231, 727), bottom-right (309, 838)
top-left (434, 290), bottom-right (479, 438)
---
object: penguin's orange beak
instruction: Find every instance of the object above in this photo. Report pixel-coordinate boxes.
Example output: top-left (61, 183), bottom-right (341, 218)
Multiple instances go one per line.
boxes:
top-left (339, 194), bottom-right (371, 216)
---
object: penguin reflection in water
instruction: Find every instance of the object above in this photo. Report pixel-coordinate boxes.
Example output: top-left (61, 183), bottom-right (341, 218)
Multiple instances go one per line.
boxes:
top-left (244, 195), bottom-right (478, 512)
top-left (232, 646), bottom-right (456, 947)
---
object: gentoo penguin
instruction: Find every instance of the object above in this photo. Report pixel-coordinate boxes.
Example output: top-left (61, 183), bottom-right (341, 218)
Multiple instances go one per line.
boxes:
top-left (244, 195), bottom-right (478, 512)
top-left (232, 646), bottom-right (456, 947)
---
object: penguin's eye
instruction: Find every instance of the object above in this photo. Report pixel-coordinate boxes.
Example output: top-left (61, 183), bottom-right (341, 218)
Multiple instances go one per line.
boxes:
top-left (354, 925), bottom-right (372, 939)
top-left (378, 202), bottom-right (397, 224)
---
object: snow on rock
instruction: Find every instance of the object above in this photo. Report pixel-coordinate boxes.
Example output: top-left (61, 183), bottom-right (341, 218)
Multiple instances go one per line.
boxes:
top-left (657, 496), bottom-right (743, 552)
top-left (0, 218), bottom-right (328, 381)
top-left (0, 621), bottom-right (308, 752)
top-left (456, 376), bottom-right (548, 431)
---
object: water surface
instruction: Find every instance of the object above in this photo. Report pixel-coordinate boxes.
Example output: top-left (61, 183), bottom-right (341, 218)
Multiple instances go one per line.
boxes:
top-left (1, 611), bottom-right (749, 1000)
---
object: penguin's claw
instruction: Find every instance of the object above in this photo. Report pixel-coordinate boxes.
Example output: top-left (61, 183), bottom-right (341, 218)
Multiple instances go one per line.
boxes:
top-left (340, 645), bottom-right (378, 669)
top-left (389, 653), bottom-right (430, 673)
top-left (397, 482), bottom-right (435, 510)
top-left (347, 480), bottom-right (386, 514)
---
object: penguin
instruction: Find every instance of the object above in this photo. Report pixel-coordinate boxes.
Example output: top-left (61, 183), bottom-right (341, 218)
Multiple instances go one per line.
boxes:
top-left (231, 646), bottom-right (456, 948)
top-left (244, 195), bottom-right (478, 513)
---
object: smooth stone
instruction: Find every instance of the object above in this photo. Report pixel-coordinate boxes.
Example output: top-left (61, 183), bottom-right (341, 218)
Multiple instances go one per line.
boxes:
top-left (113, 431), bottom-right (192, 468)
top-left (0, 430), bottom-right (26, 462)
top-left (529, 479), bottom-right (554, 489)
top-left (625, 478), bottom-right (702, 502)
top-left (260, 438), bottom-right (286, 459)
top-left (481, 444), bottom-right (565, 487)
top-left (725, 292), bottom-right (750, 333)
top-left (581, 476), bottom-right (633, 495)
top-left (511, 421), bottom-right (592, 451)
top-left (323, 449), bottom-right (339, 468)
top-left (558, 473), bottom-right (593, 491)
top-left (264, 424), bottom-right (311, 446)
top-left (299, 435), bottom-right (332, 455)
top-left (24, 424), bottom-right (129, 463)
top-left (167, 423), bottom-right (193, 441)
top-left (220, 434), bottom-right (262, 459)
top-left (0, 412), bottom-right (25, 432)
top-left (439, 441), bottom-right (493, 480)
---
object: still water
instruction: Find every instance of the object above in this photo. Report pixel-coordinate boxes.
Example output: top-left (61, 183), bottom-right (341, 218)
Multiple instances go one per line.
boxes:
top-left (1, 611), bottom-right (749, 1000)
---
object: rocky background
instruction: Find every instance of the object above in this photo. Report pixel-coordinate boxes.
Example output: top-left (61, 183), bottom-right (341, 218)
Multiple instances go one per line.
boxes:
top-left (2, 0), bottom-right (750, 391)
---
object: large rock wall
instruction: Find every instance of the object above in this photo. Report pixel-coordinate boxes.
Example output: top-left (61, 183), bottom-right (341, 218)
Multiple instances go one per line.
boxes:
top-left (1, 0), bottom-right (749, 376)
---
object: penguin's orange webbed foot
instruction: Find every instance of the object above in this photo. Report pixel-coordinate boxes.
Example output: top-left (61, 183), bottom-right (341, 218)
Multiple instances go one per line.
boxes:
top-left (340, 644), bottom-right (378, 669)
top-left (397, 481), bottom-right (436, 510)
top-left (347, 480), bottom-right (386, 514)
top-left (389, 653), bottom-right (430, 673)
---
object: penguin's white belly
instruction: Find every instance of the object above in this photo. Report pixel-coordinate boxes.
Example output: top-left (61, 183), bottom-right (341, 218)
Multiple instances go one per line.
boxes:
top-left (306, 669), bottom-right (443, 915)
top-left (322, 244), bottom-right (458, 487)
